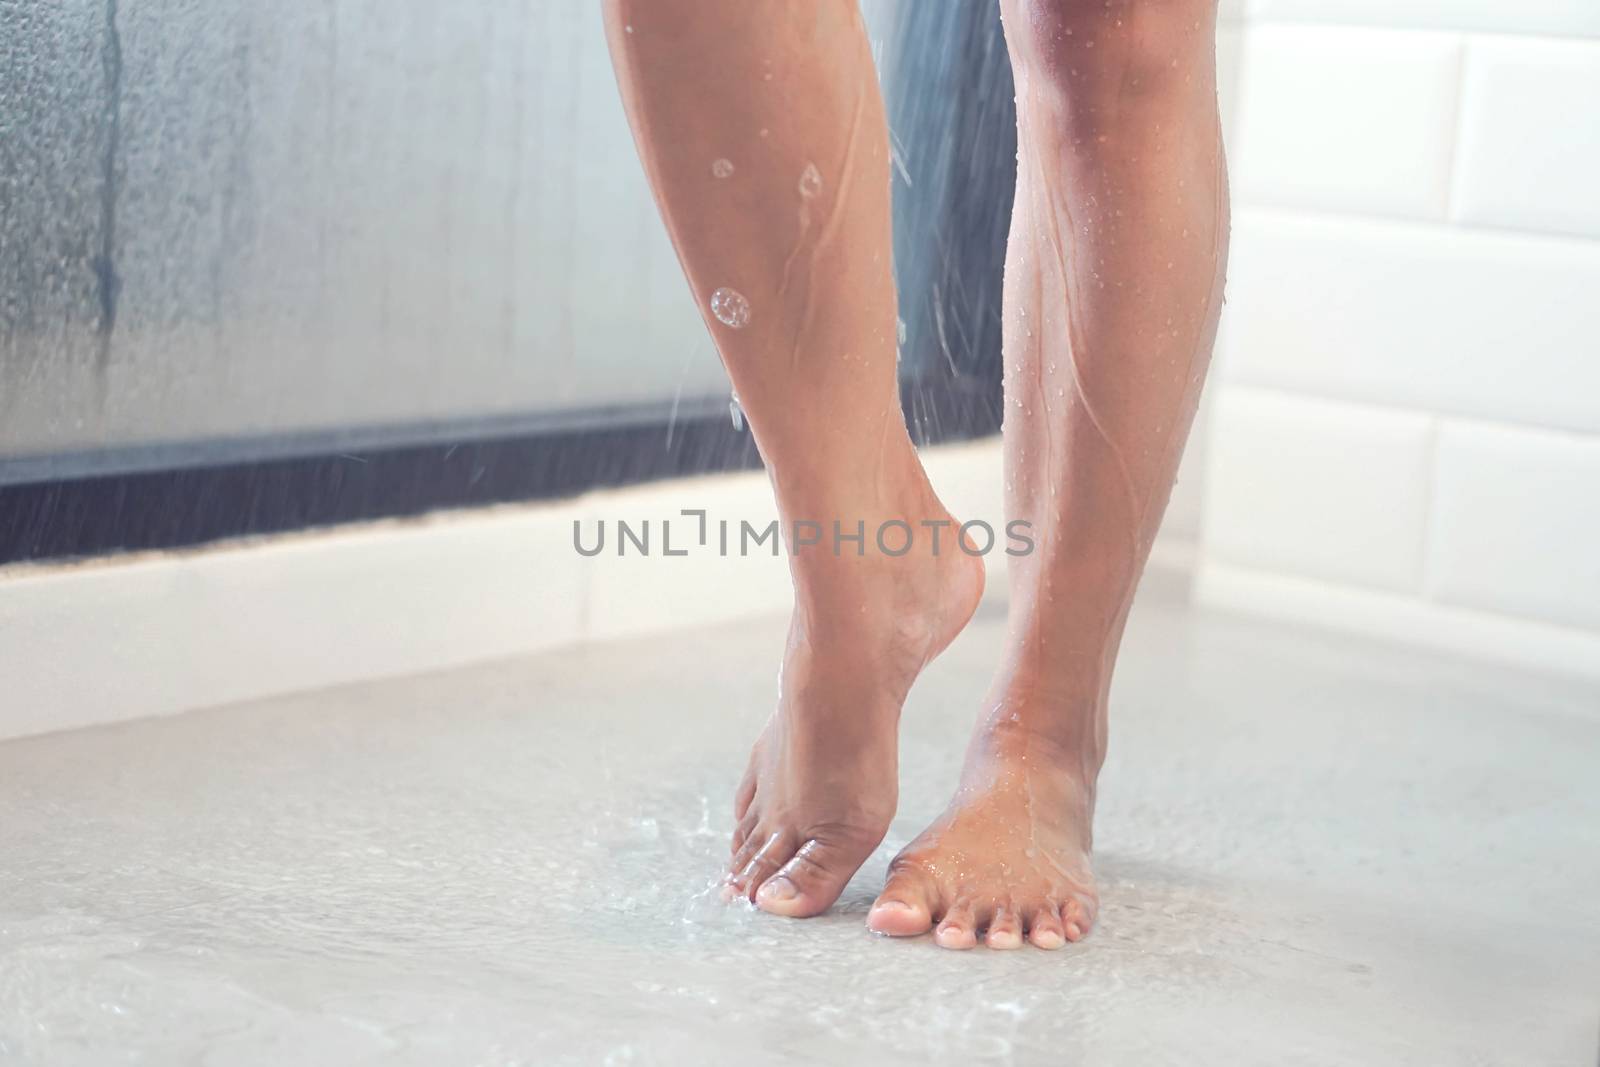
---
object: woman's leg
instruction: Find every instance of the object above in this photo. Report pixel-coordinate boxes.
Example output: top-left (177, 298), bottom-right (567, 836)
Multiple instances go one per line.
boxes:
top-left (602, 1), bottom-right (984, 917)
top-left (869, 0), bottom-right (1229, 949)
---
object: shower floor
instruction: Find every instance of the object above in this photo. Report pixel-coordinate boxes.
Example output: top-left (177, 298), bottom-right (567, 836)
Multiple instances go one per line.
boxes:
top-left (3, 584), bottom-right (1598, 1065)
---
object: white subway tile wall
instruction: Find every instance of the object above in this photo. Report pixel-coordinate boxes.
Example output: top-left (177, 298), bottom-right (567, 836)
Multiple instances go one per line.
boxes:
top-left (1221, 210), bottom-right (1600, 433)
top-left (1205, 389), bottom-right (1434, 592)
top-left (1200, 9), bottom-right (1600, 677)
top-left (1452, 36), bottom-right (1600, 239)
top-left (1427, 423), bottom-right (1600, 632)
top-left (1232, 27), bottom-right (1461, 219)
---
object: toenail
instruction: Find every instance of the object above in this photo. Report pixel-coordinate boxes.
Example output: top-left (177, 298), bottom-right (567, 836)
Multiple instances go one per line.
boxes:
top-left (757, 876), bottom-right (798, 902)
top-left (873, 899), bottom-right (911, 912)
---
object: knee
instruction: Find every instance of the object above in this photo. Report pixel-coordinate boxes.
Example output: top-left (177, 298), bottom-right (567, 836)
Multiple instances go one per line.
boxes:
top-left (1005, 0), bottom-right (1217, 103)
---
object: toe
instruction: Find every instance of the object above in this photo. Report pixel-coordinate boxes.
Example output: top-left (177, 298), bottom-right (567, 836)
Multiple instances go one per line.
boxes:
top-left (868, 866), bottom-right (937, 937)
top-left (1061, 897), bottom-right (1092, 941)
top-left (985, 907), bottom-right (1023, 950)
top-left (725, 830), bottom-right (792, 903)
top-left (1027, 906), bottom-right (1066, 950)
top-left (1073, 891), bottom-right (1099, 933)
top-left (729, 812), bottom-right (758, 856)
top-left (934, 901), bottom-right (978, 950)
top-left (723, 833), bottom-right (762, 897)
top-left (1061, 903), bottom-right (1084, 943)
top-left (756, 837), bottom-right (870, 918)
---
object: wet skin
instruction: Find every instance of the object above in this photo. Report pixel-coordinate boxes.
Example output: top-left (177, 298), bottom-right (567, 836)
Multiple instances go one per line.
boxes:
top-left (604, 0), bottom-right (1227, 948)
top-left (724, 494), bottom-right (986, 917)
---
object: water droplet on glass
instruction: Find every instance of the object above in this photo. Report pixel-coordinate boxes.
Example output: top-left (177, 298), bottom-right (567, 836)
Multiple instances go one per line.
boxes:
top-left (709, 287), bottom-right (751, 329)
top-left (711, 158), bottom-right (734, 179)
top-left (729, 392), bottom-right (745, 432)
top-left (798, 162), bottom-right (823, 198)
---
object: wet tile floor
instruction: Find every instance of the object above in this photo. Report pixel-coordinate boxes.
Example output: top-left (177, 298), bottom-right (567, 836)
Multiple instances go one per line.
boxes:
top-left (3, 589), bottom-right (1598, 1065)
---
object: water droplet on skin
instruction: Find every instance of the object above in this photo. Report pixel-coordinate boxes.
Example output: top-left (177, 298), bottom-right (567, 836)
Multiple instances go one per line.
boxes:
top-left (897, 317), bottom-right (907, 345)
top-left (709, 287), bottom-right (751, 329)
top-left (624, 24), bottom-right (633, 34)
top-left (711, 158), bottom-right (734, 179)
top-left (729, 392), bottom-right (745, 432)
top-left (798, 162), bottom-right (823, 198)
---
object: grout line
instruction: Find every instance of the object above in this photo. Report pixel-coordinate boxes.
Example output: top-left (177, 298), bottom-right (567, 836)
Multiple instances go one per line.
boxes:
top-left (1242, 16), bottom-right (1600, 45)
top-left (1215, 382), bottom-right (1600, 444)
top-left (1195, 560), bottom-right (1600, 683)
top-left (1235, 200), bottom-right (1600, 247)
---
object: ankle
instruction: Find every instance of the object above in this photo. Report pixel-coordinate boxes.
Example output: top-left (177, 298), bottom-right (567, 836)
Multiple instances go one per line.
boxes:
top-left (779, 474), bottom-right (960, 572)
top-left (976, 684), bottom-right (1108, 788)
top-left (770, 425), bottom-right (935, 520)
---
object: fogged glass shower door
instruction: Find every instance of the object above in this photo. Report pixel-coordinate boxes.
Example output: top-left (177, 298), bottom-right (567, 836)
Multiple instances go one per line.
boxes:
top-left (0, 1), bottom-right (1013, 561)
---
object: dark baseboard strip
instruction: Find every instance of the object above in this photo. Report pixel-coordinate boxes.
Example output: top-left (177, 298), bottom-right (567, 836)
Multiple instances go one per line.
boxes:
top-left (0, 378), bottom-right (1000, 566)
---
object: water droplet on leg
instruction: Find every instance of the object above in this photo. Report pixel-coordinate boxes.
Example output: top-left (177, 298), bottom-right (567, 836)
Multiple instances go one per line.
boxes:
top-left (711, 158), bottom-right (734, 179)
top-left (798, 162), bottom-right (823, 198)
top-left (709, 287), bottom-right (751, 329)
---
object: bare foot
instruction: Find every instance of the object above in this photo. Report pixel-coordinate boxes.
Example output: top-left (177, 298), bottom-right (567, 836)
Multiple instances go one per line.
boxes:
top-left (867, 713), bottom-right (1100, 949)
top-left (724, 485), bottom-right (985, 918)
